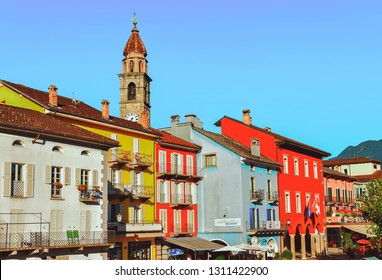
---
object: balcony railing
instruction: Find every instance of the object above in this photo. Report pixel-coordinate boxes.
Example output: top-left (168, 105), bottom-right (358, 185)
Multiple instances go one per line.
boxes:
top-left (156, 163), bottom-right (203, 181)
top-left (267, 191), bottom-right (279, 202)
top-left (250, 189), bottom-right (264, 202)
top-left (0, 230), bottom-right (115, 251)
top-left (11, 181), bottom-right (25, 197)
top-left (130, 185), bottom-right (154, 199)
top-left (171, 194), bottom-right (193, 206)
top-left (109, 149), bottom-right (153, 169)
top-left (112, 220), bottom-right (163, 233)
top-left (78, 186), bottom-right (103, 204)
top-left (172, 223), bottom-right (194, 234)
top-left (248, 220), bottom-right (286, 231)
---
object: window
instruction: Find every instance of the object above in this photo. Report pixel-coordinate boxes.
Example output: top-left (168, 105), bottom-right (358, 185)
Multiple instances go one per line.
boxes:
top-left (128, 82), bottom-right (136, 100)
top-left (296, 192), bottom-right (301, 213)
top-left (266, 168), bottom-right (271, 175)
top-left (187, 210), bottom-right (195, 233)
top-left (12, 140), bottom-right (24, 147)
top-left (51, 166), bottom-right (63, 198)
top-left (249, 165), bottom-right (255, 172)
top-left (313, 162), bottom-right (318, 179)
top-left (306, 193), bottom-right (311, 208)
top-left (336, 188), bottom-right (341, 203)
top-left (283, 155), bottom-right (289, 174)
top-left (285, 191), bottom-right (291, 213)
top-left (174, 209), bottom-right (181, 233)
top-left (129, 60), bottom-right (134, 72)
top-left (171, 153), bottom-right (183, 174)
top-left (80, 169), bottom-right (90, 186)
top-left (304, 160), bottom-right (309, 177)
top-left (204, 154), bottom-right (217, 167)
top-left (11, 163), bottom-right (24, 196)
top-left (266, 208), bottom-right (276, 221)
top-left (343, 168), bottom-right (348, 175)
top-left (159, 209), bottom-right (168, 233)
top-left (267, 179), bottom-right (272, 199)
top-left (186, 155), bottom-right (193, 175)
top-left (158, 150), bottom-right (166, 173)
top-left (294, 158), bottom-right (299, 176)
top-left (327, 187), bottom-right (333, 202)
top-left (250, 177), bottom-right (256, 195)
top-left (157, 180), bottom-right (169, 203)
top-left (81, 150), bottom-right (90, 156)
top-left (52, 146), bottom-right (63, 152)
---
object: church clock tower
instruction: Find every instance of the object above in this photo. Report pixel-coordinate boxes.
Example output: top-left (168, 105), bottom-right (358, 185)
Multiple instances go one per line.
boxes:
top-left (119, 16), bottom-right (152, 128)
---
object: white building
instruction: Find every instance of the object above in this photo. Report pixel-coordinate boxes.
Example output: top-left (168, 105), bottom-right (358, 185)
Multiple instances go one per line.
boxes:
top-left (0, 104), bottom-right (119, 260)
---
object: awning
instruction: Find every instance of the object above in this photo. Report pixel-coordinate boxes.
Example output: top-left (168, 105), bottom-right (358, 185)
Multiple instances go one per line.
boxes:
top-left (162, 237), bottom-right (224, 251)
top-left (342, 225), bottom-right (375, 237)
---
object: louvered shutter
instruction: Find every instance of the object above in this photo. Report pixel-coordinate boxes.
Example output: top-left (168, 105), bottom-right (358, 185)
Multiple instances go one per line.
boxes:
top-left (45, 165), bottom-right (51, 184)
top-left (65, 167), bottom-right (71, 185)
top-left (26, 164), bottom-right (34, 197)
top-left (3, 162), bottom-right (11, 197)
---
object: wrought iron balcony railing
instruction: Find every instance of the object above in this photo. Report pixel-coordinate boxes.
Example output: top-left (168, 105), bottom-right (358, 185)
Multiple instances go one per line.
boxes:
top-left (0, 230), bottom-right (115, 252)
top-left (156, 162), bottom-right (203, 181)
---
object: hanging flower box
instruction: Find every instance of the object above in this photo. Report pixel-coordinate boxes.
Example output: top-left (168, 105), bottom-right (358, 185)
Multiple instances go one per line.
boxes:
top-left (54, 182), bottom-right (63, 188)
top-left (77, 185), bottom-right (87, 191)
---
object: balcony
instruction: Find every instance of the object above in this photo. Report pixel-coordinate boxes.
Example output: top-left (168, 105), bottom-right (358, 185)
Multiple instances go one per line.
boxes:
top-left (170, 194), bottom-right (193, 207)
top-left (250, 189), bottom-right (264, 202)
top-left (267, 191), bottom-right (279, 203)
top-left (171, 223), bottom-right (194, 236)
top-left (130, 185), bottom-right (154, 200)
top-left (112, 220), bottom-right (163, 234)
top-left (156, 163), bottom-right (203, 182)
top-left (109, 149), bottom-right (153, 171)
top-left (0, 229), bottom-right (115, 259)
top-left (247, 220), bottom-right (287, 235)
top-left (78, 186), bottom-right (103, 204)
top-left (325, 196), bottom-right (335, 205)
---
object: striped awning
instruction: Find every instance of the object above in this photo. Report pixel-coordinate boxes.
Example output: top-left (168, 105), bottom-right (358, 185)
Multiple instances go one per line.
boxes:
top-left (342, 224), bottom-right (375, 237)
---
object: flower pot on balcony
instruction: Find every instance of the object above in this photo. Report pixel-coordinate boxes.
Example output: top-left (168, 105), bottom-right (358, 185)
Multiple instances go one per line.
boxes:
top-left (54, 182), bottom-right (63, 188)
top-left (77, 185), bottom-right (87, 191)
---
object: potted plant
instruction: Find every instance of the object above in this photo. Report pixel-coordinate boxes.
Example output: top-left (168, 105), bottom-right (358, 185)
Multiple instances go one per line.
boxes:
top-left (77, 185), bottom-right (87, 191)
top-left (94, 186), bottom-right (101, 191)
top-left (54, 182), bottom-right (63, 188)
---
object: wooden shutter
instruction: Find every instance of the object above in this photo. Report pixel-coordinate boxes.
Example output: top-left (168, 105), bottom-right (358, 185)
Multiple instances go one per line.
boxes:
top-left (75, 168), bottom-right (81, 185)
top-left (65, 167), bottom-right (71, 185)
top-left (3, 162), bottom-right (11, 197)
top-left (45, 165), bottom-right (51, 184)
top-left (92, 170), bottom-right (98, 186)
top-left (26, 164), bottom-right (34, 198)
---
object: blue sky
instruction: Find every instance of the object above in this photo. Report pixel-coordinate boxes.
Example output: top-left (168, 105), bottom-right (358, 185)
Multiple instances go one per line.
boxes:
top-left (1, 0), bottom-right (381, 157)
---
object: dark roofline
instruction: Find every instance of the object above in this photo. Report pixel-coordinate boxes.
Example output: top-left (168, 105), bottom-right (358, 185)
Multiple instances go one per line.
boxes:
top-left (324, 157), bottom-right (382, 166)
top-left (323, 167), bottom-right (357, 182)
top-left (215, 115), bottom-right (331, 158)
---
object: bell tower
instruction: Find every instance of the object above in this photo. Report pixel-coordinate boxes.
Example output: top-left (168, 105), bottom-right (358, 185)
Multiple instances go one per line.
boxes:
top-left (119, 16), bottom-right (152, 128)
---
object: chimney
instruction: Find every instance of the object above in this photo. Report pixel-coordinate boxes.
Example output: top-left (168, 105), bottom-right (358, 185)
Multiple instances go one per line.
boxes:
top-left (48, 85), bottom-right (58, 106)
top-left (265, 127), bottom-right (271, 132)
top-left (251, 138), bottom-right (260, 157)
top-left (101, 99), bottom-right (110, 119)
top-left (242, 109), bottom-right (252, 125)
top-left (171, 115), bottom-right (180, 133)
top-left (185, 114), bottom-right (203, 129)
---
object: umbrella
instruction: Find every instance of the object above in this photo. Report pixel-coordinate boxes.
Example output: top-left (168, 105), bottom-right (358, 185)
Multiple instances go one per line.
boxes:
top-left (168, 248), bottom-right (184, 256)
top-left (213, 245), bottom-right (246, 253)
top-left (356, 239), bottom-right (370, 254)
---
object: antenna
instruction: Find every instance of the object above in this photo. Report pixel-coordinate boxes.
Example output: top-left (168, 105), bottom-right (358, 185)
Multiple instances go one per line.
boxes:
top-left (72, 92), bottom-right (80, 107)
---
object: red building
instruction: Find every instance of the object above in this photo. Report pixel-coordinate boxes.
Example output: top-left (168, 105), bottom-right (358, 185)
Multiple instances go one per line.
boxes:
top-left (151, 128), bottom-right (203, 258)
top-left (215, 110), bottom-right (331, 259)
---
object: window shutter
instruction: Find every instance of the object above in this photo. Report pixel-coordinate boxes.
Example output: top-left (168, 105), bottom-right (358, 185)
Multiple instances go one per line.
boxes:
top-left (26, 164), bottom-right (34, 198)
top-left (191, 183), bottom-right (197, 204)
top-left (3, 162), bottom-right (11, 197)
top-left (45, 165), bottom-right (51, 184)
top-left (65, 167), bottom-right (71, 185)
top-left (75, 168), bottom-right (81, 185)
top-left (92, 170), bottom-right (98, 186)
top-left (156, 180), bottom-right (160, 203)
top-left (165, 181), bottom-right (170, 203)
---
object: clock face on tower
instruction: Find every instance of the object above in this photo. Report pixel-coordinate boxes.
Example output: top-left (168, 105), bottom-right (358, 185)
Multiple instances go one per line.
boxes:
top-left (126, 113), bottom-right (139, 122)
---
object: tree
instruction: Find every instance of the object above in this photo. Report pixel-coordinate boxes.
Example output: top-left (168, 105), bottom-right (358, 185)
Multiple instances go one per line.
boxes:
top-left (359, 179), bottom-right (382, 250)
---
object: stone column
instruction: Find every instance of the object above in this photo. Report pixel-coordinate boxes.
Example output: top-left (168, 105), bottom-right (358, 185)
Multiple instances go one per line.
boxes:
top-left (310, 234), bottom-right (316, 258)
top-left (320, 232), bottom-right (325, 255)
top-left (301, 234), bottom-right (306, 259)
top-left (290, 234), bottom-right (296, 260)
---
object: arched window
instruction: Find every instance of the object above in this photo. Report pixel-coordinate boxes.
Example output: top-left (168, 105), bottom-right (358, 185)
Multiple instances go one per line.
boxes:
top-left (81, 150), bottom-right (90, 156)
top-left (130, 60), bottom-right (134, 72)
top-left (12, 140), bottom-right (24, 147)
top-left (139, 60), bottom-right (143, 72)
top-left (128, 83), bottom-right (136, 100)
top-left (52, 146), bottom-right (63, 152)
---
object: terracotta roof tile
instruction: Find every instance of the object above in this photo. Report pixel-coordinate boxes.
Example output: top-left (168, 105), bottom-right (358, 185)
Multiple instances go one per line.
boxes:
top-left (324, 157), bottom-right (382, 166)
top-left (353, 170), bottom-right (382, 182)
top-left (151, 127), bottom-right (201, 150)
top-left (123, 24), bottom-right (147, 57)
top-left (1, 80), bottom-right (159, 138)
top-left (0, 104), bottom-right (119, 149)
